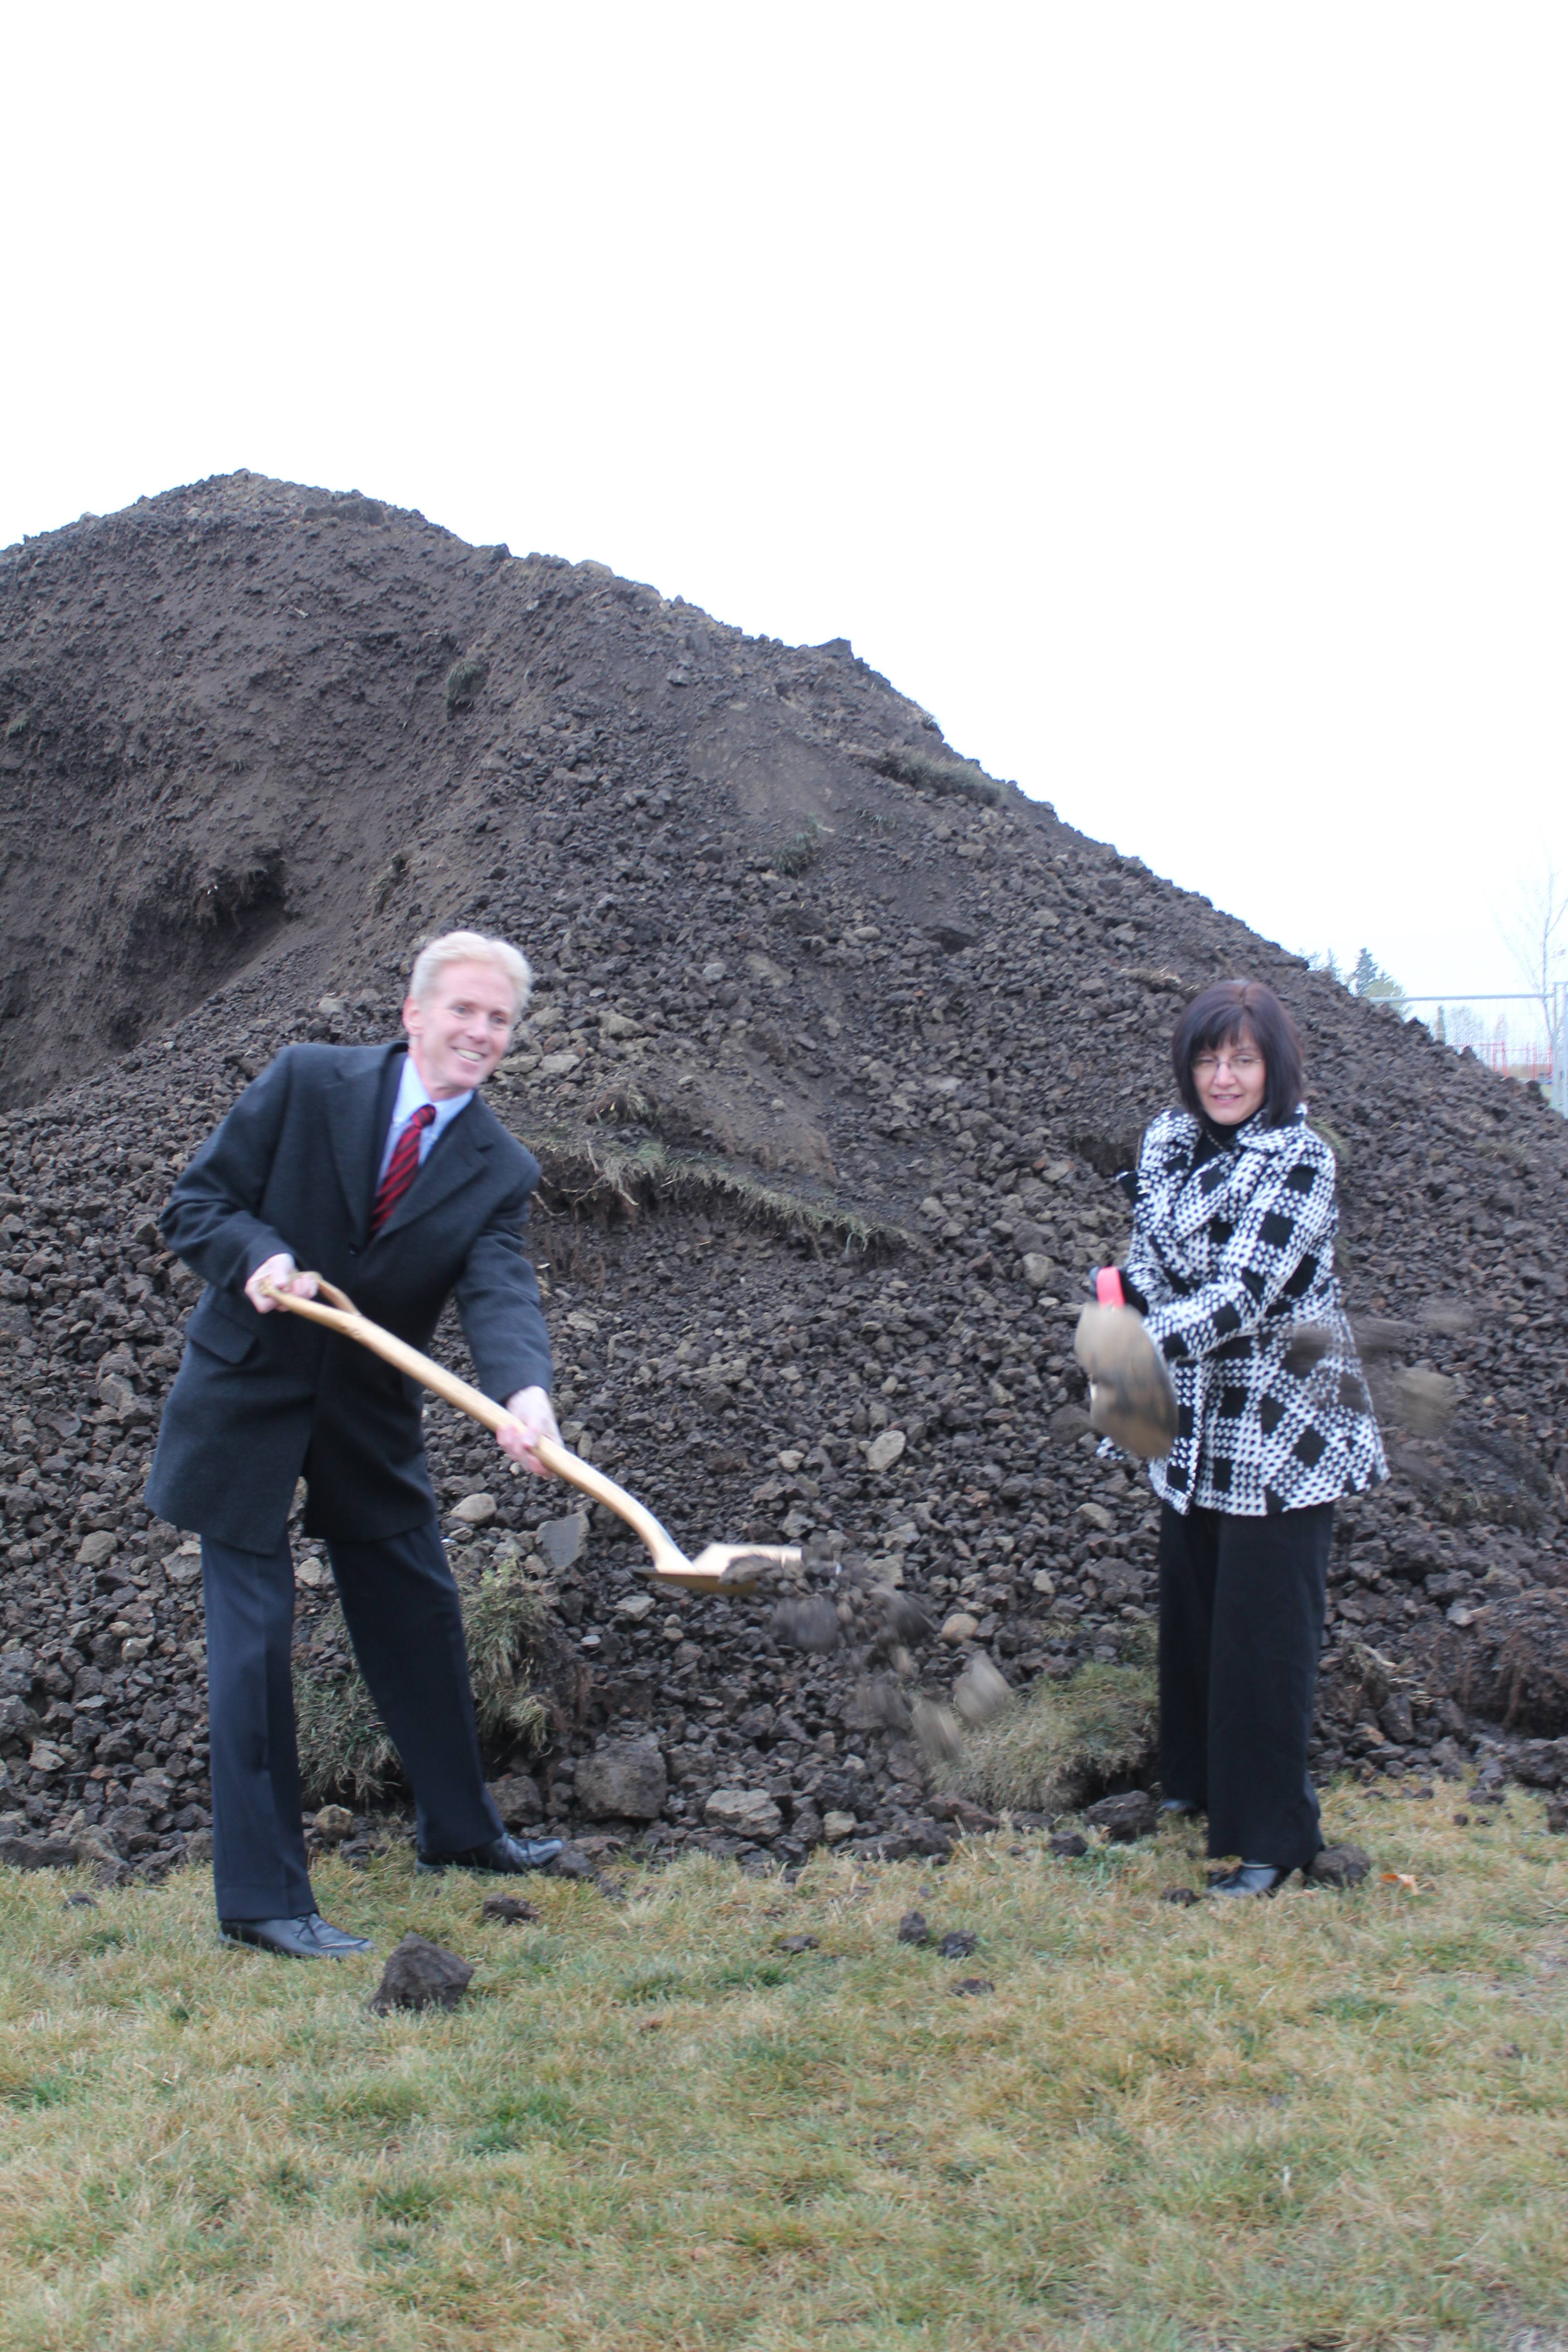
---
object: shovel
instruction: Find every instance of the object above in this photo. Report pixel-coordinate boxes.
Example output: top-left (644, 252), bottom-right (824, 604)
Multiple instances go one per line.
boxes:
top-left (259, 1276), bottom-right (799, 1594)
top-left (1073, 1269), bottom-right (1179, 1459)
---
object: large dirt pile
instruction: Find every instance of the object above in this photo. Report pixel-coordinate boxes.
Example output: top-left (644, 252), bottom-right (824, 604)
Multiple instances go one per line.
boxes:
top-left (1, 470), bottom-right (1565, 1882)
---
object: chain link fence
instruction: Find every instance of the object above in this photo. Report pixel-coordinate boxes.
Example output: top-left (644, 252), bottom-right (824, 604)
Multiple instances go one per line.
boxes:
top-left (1402, 987), bottom-right (1568, 1117)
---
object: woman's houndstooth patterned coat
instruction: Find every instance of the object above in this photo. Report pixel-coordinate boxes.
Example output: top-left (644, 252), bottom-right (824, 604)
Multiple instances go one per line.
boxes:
top-left (1122, 1106), bottom-right (1387, 1516)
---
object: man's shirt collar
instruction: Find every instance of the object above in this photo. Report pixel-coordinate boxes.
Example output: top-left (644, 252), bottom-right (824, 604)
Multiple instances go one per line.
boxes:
top-left (390, 1052), bottom-right (473, 1148)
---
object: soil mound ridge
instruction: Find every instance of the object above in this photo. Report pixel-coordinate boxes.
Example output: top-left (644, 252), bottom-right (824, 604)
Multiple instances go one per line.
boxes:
top-left (1, 470), bottom-right (1565, 1881)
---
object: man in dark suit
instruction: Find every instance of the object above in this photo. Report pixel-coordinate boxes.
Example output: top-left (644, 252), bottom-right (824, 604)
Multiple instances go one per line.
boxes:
top-left (147, 931), bottom-right (564, 1957)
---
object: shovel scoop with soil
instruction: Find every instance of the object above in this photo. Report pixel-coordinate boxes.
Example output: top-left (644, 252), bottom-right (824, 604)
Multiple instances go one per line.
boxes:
top-left (1073, 1271), bottom-right (1179, 1460)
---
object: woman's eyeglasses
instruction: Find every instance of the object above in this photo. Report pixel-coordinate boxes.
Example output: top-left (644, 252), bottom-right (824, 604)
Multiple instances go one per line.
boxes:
top-left (1191, 1051), bottom-right (1262, 1077)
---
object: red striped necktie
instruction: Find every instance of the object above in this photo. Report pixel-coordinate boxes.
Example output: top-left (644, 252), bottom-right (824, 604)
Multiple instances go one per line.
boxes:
top-left (372, 1103), bottom-right (436, 1235)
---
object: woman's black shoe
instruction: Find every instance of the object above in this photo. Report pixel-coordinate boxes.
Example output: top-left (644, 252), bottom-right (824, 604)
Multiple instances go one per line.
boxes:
top-left (1207, 1862), bottom-right (1289, 1898)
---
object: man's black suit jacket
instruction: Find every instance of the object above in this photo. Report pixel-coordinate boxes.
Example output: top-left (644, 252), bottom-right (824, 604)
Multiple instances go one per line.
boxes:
top-left (145, 1040), bottom-right (553, 1553)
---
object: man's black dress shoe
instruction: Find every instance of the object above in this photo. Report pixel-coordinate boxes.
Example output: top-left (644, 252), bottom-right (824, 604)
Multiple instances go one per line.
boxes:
top-left (1159, 1798), bottom-right (1201, 1817)
top-left (1207, 1862), bottom-right (1289, 1899)
top-left (220, 1912), bottom-right (373, 1958)
top-left (416, 1833), bottom-right (563, 1876)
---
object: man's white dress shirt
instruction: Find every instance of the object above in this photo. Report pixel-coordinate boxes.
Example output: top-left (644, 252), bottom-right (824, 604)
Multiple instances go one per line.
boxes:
top-left (377, 1056), bottom-right (473, 1183)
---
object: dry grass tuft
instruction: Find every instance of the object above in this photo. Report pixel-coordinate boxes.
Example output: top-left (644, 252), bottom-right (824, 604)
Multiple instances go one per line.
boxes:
top-left (858, 742), bottom-right (1013, 808)
top-left (0, 1788), bottom-right (1567, 2346)
top-left (773, 820), bottom-right (824, 876)
top-left (530, 1125), bottom-right (915, 1259)
top-left (442, 654), bottom-right (489, 713)
top-left (934, 1651), bottom-right (1157, 1815)
top-left (294, 1556), bottom-right (555, 1805)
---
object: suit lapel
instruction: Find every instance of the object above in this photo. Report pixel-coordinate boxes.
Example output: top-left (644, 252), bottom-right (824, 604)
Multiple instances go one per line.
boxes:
top-left (377, 1095), bottom-right (494, 1240)
top-left (327, 1046), bottom-right (406, 1245)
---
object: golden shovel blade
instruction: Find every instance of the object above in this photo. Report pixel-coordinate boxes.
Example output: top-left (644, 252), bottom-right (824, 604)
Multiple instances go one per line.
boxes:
top-left (656, 1543), bottom-right (802, 1595)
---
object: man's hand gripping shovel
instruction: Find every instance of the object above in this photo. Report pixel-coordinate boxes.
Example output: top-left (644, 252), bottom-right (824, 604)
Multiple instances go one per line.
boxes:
top-left (259, 1276), bottom-right (801, 1594)
top-left (1073, 1269), bottom-right (1179, 1459)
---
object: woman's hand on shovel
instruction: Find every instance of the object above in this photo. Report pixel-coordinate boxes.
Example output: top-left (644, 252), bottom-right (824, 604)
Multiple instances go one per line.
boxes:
top-left (497, 1386), bottom-right (562, 1478)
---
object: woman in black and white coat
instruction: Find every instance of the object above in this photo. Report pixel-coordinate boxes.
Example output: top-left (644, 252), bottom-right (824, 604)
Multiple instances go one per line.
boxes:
top-left (1116, 979), bottom-right (1386, 1895)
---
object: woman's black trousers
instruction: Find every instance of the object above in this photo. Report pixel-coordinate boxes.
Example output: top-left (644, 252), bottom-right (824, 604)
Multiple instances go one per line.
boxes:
top-left (1156, 1499), bottom-right (1334, 1872)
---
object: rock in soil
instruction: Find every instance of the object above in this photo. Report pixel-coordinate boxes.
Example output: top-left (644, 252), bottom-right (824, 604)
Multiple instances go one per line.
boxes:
top-left (928, 1797), bottom-right (1000, 1834)
top-left (545, 1843), bottom-right (596, 1880)
top-left (704, 1788), bottom-right (783, 1839)
top-left (937, 1928), bottom-right (978, 1958)
top-left (897, 1908), bottom-right (931, 1945)
top-left (950, 1976), bottom-right (994, 1997)
top-left (0, 1836), bottom-right (79, 1870)
top-left (486, 1773), bottom-right (545, 1827)
top-left (369, 1934), bottom-right (475, 2014)
top-left (537, 1514), bottom-right (589, 1572)
top-left (1049, 1833), bottom-right (1090, 1859)
top-left (575, 1737), bottom-right (667, 1821)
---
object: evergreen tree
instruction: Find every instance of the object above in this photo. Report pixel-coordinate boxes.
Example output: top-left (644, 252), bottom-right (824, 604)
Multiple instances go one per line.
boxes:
top-left (1351, 948), bottom-right (1407, 1016)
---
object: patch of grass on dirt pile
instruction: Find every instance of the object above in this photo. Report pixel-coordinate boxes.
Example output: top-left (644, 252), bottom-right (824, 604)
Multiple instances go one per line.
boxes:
top-left (532, 1125), bottom-right (916, 1257)
top-left (1, 1794), bottom-right (1566, 2351)
top-left (935, 1653), bottom-right (1158, 1815)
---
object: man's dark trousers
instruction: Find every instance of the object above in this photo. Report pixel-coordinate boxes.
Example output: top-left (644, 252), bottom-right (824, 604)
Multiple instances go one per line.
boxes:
top-left (202, 1523), bottom-right (504, 1920)
top-left (1157, 1499), bottom-right (1333, 1874)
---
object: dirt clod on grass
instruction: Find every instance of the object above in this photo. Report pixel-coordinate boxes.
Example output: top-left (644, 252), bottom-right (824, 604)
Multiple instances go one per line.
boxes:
top-left (1308, 1841), bottom-right (1374, 1887)
top-left (369, 1931), bottom-right (475, 2014)
top-left (1084, 1787), bottom-right (1160, 1842)
top-left (480, 1893), bottom-right (538, 1924)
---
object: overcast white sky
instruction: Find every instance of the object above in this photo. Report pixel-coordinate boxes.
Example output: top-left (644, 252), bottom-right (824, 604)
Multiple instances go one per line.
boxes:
top-left (5, 5), bottom-right (1564, 1033)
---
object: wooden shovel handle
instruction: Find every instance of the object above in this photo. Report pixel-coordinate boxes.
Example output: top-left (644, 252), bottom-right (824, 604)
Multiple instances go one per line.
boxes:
top-left (258, 1277), bottom-right (678, 1564)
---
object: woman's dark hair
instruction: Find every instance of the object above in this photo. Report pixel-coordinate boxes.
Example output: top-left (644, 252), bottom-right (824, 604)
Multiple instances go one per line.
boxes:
top-left (1172, 980), bottom-right (1305, 1127)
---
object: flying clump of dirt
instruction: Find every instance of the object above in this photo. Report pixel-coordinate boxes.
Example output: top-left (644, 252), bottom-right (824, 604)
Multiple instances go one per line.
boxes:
top-left (0, 470), bottom-right (1565, 1886)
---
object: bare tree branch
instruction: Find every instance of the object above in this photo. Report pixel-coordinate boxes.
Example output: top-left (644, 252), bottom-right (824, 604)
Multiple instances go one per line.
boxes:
top-left (1496, 857), bottom-right (1568, 1037)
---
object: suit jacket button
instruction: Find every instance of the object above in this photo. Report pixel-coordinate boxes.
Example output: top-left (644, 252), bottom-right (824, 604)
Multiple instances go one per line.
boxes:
top-left (348, 1245), bottom-right (360, 1258)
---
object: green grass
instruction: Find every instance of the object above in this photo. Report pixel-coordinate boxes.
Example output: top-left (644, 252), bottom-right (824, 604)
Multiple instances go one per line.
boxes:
top-left (0, 1788), bottom-right (1566, 2349)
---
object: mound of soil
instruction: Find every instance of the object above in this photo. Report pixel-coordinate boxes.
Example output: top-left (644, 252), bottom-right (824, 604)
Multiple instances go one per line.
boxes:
top-left (1, 471), bottom-right (1565, 1881)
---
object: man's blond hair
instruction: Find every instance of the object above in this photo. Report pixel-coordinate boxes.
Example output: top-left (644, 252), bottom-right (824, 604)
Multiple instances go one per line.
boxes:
top-left (408, 930), bottom-right (532, 1020)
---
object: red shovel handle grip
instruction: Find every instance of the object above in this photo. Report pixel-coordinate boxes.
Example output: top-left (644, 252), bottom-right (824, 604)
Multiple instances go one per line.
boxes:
top-left (1096, 1267), bottom-right (1127, 1309)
